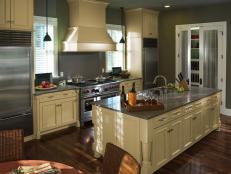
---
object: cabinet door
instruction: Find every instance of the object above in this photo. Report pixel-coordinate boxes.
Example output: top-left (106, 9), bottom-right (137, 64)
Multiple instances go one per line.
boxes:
top-left (169, 118), bottom-right (182, 157)
top-left (203, 106), bottom-right (211, 134)
top-left (182, 113), bottom-right (193, 149)
top-left (10, 0), bottom-right (33, 30)
top-left (60, 97), bottom-right (77, 125)
top-left (210, 104), bottom-right (219, 129)
top-left (152, 124), bottom-right (169, 169)
top-left (0, 0), bottom-right (10, 29)
top-left (39, 101), bottom-right (58, 131)
top-left (192, 110), bottom-right (203, 141)
top-left (142, 11), bottom-right (157, 38)
top-left (117, 114), bottom-right (140, 161)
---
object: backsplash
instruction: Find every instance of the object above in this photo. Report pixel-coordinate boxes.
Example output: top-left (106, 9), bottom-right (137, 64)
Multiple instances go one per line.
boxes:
top-left (58, 52), bottom-right (106, 80)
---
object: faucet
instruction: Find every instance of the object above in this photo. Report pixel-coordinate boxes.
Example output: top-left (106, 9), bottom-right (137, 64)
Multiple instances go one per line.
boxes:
top-left (153, 75), bottom-right (167, 88)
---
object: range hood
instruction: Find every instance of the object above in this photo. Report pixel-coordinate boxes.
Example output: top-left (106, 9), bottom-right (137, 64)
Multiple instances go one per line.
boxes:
top-left (62, 0), bottom-right (116, 52)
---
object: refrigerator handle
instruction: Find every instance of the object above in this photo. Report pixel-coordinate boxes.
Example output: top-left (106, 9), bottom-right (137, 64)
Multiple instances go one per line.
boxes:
top-left (0, 112), bottom-right (31, 121)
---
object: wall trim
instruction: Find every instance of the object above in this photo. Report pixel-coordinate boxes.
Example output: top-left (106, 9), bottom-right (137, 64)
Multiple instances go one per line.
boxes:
top-left (24, 134), bottom-right (35, 142)
top-left (175, 21), bottom-right (228, 114)
top-left (221, 108), bottom-right (231, 116)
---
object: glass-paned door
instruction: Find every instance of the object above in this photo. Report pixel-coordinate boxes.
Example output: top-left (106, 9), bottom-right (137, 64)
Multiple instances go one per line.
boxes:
top-left (200, 25), bottom-right (223, 89)
top-left (175, 27), bottom-right (190, 81)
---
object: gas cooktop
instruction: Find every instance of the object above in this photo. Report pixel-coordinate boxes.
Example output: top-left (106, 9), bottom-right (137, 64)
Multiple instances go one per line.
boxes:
top-left (67, 79), bottom-right (118, 88)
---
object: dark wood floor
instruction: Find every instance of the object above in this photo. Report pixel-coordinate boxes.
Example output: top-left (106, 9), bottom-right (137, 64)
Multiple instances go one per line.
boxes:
top-left (25, 116), bottom-right (231, 174)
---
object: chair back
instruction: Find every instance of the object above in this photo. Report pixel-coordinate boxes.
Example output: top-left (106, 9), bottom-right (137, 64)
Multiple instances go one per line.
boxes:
top-left (119, 154), bottom-right (141, 174)
top-left (102, 143), bottom-right (140, 174)
top-left (0, 129), bottom-right (24, 162)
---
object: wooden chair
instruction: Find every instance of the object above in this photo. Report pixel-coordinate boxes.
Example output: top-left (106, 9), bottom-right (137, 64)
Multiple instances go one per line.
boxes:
top-left (0, 129), bottom-right (24, 162)
top-left (102, 143), bottom-right (141, 174)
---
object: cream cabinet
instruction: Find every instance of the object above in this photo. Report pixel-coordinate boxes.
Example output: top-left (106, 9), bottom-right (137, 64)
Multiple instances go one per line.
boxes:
top-left (152, 124), bottom-right (169, 169)
top-left (126, 8), bottom-right (159, 38)
top-left (182, 113), bottom-right (194, 149)
top-left (92, 106), bottom-right (140, 161)
top-left (39, 100), bottom-right (57, 132)
top-left (192, 110), bottom-right (203, 141)
top-left (152, 117), bottom-right (182, 169)
top-left (120, 79), bottom-right (143, 94)
top-left (202, 96), bottom-right (220, 134)
top-left (93, 92), bottom-right (221, 174)
top-left (142, 10), bottom-right (158, 38)
top-left (34, 90), bottom-right (79, 139)
top-left (203, 106), bottom-right (211, 134)
top-left (126, 8), bottom-right (159, 77)
top-left (0, 0), bottom-right (33, 30)
top-left (125, 8), bottom-right (159, 78)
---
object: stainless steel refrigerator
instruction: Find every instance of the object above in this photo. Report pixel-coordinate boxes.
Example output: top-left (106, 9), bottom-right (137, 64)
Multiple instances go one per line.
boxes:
top-left (142, 38), bottom-right (158, 89)
top-left (0, 31), bottom-right (33, 136)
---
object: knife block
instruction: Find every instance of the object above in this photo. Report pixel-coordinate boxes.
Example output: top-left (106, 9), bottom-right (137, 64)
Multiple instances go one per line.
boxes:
top-left (179, 80), bottom-right (189, 90)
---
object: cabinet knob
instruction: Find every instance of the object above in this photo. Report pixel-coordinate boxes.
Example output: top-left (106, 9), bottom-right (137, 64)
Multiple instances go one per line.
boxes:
top-left (211, 108), bottom-right (215, 111)
top-left (11, 20), bottom-right (15, 24)
top-left (158, 118), bottom-right (166, 122)
top-left (192, 117), bottom-right (197, 120)
top-left (6, 20), bottom-right (11, 23)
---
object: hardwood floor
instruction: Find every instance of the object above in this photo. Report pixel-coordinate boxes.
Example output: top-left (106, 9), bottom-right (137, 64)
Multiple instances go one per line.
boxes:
top-left (25, 116), bottom-right (231, 174)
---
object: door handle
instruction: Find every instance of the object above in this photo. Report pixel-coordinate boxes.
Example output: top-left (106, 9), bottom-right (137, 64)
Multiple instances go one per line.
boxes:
top-left (200, 78), bottom-right (202, 85)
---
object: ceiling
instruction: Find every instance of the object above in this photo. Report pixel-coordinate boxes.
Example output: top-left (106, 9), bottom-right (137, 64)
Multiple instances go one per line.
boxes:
top-left (107, 0), bottom-right (231, 10)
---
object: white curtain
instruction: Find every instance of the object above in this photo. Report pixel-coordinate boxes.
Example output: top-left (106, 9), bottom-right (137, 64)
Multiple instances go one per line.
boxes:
top-left (203, 30), bottom-right (218, 88)
top-left (181, 31), bottom-right (189, 79)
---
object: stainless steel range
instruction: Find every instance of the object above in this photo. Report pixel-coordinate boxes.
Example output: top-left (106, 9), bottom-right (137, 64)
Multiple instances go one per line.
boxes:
top-left (67, 80), bottom-right (120, 126)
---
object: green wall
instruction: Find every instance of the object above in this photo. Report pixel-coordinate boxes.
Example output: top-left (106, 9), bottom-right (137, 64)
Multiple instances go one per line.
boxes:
top-left (159, 2), bottom-right (231, 108)
top-left (34, 0), bottom-right (120, 51)
top-left (34, 0), bottom-right (69, 52)
top-left (106, 7), bottom-right (122, 25)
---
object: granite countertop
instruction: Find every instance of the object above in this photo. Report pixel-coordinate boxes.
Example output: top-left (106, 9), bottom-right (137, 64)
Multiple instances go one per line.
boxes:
top-left (33, 77), bottom-right (142, 96)
top-left (93, 87), bottom-right (221, 120)
top-left (112, 76), bottom-right (142, 82)
top-left (34, 85), bottom-right (78, 96)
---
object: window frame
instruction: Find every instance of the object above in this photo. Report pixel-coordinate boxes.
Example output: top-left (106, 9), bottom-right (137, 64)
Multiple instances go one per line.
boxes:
top-left (33, 16), bottom-right (58, 76)
top-left (106, 24), bottom-right (126, 72)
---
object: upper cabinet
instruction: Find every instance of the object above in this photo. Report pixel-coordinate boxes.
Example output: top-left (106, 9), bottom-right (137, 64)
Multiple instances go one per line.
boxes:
top-left (142, 10), bottom-right (158, 38)
top-left (126, 8), bottom-right (159, 38)
top-left (0, 0), bottom-right (33, 31)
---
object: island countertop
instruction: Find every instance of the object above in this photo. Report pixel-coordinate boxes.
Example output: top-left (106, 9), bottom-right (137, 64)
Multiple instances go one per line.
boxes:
top-left (93, 87), bottom-right (221, 120)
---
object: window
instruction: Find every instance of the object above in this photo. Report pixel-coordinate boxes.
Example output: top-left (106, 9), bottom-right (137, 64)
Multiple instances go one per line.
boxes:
top-left (34, 16), bottom-right (58, 76)
top-left (106, 24), bottom-right (125, 72)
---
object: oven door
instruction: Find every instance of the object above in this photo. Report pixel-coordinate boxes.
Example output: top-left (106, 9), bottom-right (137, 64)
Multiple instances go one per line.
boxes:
top-left (80, 92), bottom-right (119, 125)
top-left (81, 97), bottom-right (97, 124)
top-left (98, 92), bottom-right (119, 100)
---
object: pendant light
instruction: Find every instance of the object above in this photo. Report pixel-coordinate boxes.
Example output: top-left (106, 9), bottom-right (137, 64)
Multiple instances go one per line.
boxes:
top-left (119, 7), bottom-right (125, 44)
top-left (43, 0), bottom-right (51, 42)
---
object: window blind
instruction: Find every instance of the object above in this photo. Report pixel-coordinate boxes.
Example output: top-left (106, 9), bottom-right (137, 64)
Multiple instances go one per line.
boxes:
top-left (34, 16), bottom-right (57, 76)
top-left (106, 24), bottom-right (125, 72)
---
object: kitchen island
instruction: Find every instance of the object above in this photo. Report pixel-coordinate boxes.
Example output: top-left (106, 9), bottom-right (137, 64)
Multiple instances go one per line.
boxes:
top-left (92, 87), bottom-right (221, 174)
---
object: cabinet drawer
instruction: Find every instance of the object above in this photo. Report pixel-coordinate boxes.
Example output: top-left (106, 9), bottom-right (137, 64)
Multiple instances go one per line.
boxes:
top-left (38, 93), bottom-right (61, 102)
top-left (170, 108), bottom-right (184, 119)
top-left (152, 114), bottom-right (171, 129)
top-left (184, 104), bottom-right (194, 113)
top-left (38, 90), bottom-right (78, 102)
top-left (59, 90), bottom-right (77, 98)
top-left (205, 95), bottom-right (218, 104)
top-left (193, 101), bottom-right (202, 110)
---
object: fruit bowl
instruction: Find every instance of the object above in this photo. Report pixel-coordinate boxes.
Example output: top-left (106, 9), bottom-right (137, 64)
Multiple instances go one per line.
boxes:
top-left (35, 81), bottom-right (57, 90)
